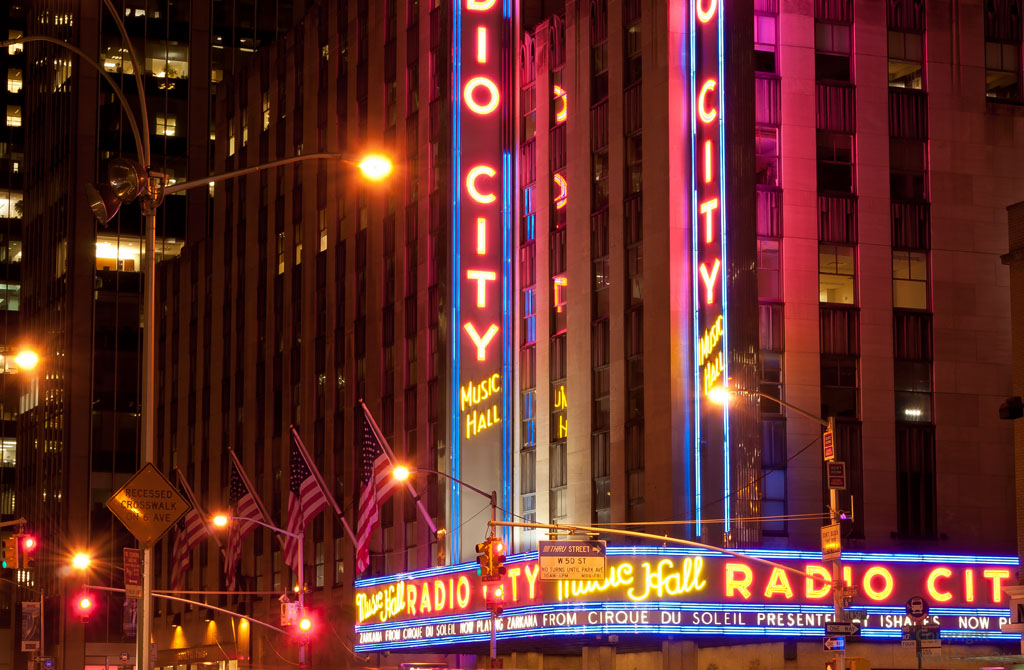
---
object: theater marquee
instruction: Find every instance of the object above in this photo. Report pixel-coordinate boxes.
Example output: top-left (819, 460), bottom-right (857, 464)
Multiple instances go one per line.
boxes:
top-left (353, 547), bottom-right (1020, 652)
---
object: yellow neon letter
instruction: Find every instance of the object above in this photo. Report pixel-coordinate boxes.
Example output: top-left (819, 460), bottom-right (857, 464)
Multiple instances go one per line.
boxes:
top-left (926, 567), bottom-right (953, 603)
top-left (698, 79), bottom-right (718, 123)
top-left (466, 165), bottom-right (497, 203)
top-left (984, 568), bottom-right (1011, 602)
top-left (467, 0), bottom-right (496, 8)
top-left (700, 198), bottom-right (719, 243)
top-left (697, 0), bottom-right (718, 22)
top-left (464, 76), bottom-right (500, 114)
top-left (704, 140), bottom-right (714, 183)
top-left (805, 565), bottom-right (832, 599)
top-left (553, 84), bottom-right (568, 122)
top-left (725, 563), bottom-right (752, 599)
top-left (862, 566), bottom-right (895, 601)
top-left (464, 323), bottom-right (499, 360)
top-left (699, 259), bottom-right (721, 304)
top-left (477, 27), bottom-right (488, 63)
top-left (467, 269), bottom-right (497, 308)
top-left (763, 567), bottom-right (795, 599)
top-left (477, 217), bottom-right (487, 254)
top-left (553, 173), bottom-right (568, 209)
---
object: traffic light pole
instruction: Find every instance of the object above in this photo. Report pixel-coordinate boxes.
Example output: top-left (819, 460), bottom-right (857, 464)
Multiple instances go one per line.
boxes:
top-left (489, 491), bottom-right (497, 667)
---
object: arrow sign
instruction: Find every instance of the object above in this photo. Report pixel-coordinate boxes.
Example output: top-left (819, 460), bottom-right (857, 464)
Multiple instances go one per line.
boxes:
top-left (823, 636), bottom-right (846, 651)
top-left (825, 622), bottom-right (859, 636)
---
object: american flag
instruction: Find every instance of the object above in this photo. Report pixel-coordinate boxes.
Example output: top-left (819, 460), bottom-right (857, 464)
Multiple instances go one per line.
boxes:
top-left (283, 434), bottom-right (330, 572)
top-left (170, 494), bottom-right (207, 590)
top-left (225, 461), bottom-right (262, 590)
top-left (356, 408), bottom-right (399, 574)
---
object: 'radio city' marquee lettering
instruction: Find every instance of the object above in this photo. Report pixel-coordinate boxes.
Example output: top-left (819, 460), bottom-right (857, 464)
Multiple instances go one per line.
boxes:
top-left (354, 548), bottom-right (1020, 653)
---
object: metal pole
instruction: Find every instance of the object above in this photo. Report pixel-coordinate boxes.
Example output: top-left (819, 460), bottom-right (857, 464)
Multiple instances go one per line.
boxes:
top-left (298, 530), bottom-right (305, 668)
top-left (827, 417), bottom-right (844, 670)
top-left (489, 491), bottom-right (497, 667)
top-left (40, 588), bottom-right (44, 662)
top-left (139, 201), bottom-right (156, 670)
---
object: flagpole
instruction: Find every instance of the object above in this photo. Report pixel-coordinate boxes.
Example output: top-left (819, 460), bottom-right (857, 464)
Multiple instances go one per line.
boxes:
top-left (290, 425), bottom-right (358, 544)
top-left (175, 467), bottom-right (223, 548)
top-left (228, 447), bottom-right (286, 549)
top-left (360, 401), bottom-right (438, 535)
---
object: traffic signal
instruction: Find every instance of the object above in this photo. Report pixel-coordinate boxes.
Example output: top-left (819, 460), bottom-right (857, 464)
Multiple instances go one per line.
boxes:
top-left (476, 539), bottom-right (492, 580)
top-left (476, 536), bottom-right (506, 582)
top-left (491, 538), bottom-right (507, 580)
top-left (20, 535), bottom-right (37, 570)
top-left (1, 534), bottom-right (19, 569)
top-left (485, 583), bottom-right (506, 616)
top-left (75, 592), bottom-right (94, 622)
top-left (293, 608), bottom-right (317, 645)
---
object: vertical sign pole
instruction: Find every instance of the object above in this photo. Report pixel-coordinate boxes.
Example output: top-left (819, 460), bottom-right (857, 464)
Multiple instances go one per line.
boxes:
top-left (827, 416), bottom-right (844, 670)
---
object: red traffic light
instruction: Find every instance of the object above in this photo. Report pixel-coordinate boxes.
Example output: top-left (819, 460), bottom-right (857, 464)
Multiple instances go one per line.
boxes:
top-left (75, 592), bottom-right (94, 622)
top-left (21, 536), bottom-right (36, 552)
top-left (299, 617), bottom-right (312, 631)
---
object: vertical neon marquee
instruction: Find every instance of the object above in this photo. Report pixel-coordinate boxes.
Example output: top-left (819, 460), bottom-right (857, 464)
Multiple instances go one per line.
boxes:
top-left (690, 0), bottom-right (729, 535)
top-left (451, 0), bottom-right (514, 557)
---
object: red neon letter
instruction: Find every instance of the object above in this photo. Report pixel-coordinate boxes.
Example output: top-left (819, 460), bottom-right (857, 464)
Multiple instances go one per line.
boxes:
top-left (700, 198), bottom-right (719, 243)
top-left (466, 165), bottom-right (497, 203)
top-left (467, 0), bottom-right (496, 8)
top-left (476, 217), bottom-right (487, 254)
top-left (699, 259), bottom-right (721, 304)
top-left (926, 567), bottom-right (953, 603)
top-left (553, 85), bottom-right (568, 123)
top-left (464, 77), bottom-right (500, 114)
top-left (862, 566), bottom-right (895, 601)
top-left (805, 565), bottom-right (832, 599)
top-left (965, 569), bottom-right (975, 603)
top-left (477, 27), bottom-right (488, 63)
top-left (467, 269), bottom-right (497, 307)
top-left (553, 173), bottom-right (567, 209)
top-left (698, 79), bottom-right (718, 123)
top-left (704, 140), bottom-right (714, 183)
top-left (764, 567), bottom-right (795, 599)
top-left (697, 0), bottom-right (718, 22)
top-left (464, 323), bottom-right (499, 360)
top-left (725, 563), bottom-right (752, 599)
top-left (983, 568), bottom-right (1011, 602)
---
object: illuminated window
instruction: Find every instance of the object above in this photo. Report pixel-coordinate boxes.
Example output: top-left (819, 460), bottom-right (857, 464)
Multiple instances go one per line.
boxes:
top-left (522, 287), bottom-right (536, 344)
top-left (819, 244), bottom-right (855, 304)
top-left (892, 250), bottom-right (928, 309)
top-left (7, 69), bottom-right (22, 94)
top-left (262, 92), bottom-right (271, 130)
top-left (816, 131), bottom-right (854, 194)
top-left (895, 360), bottom-right (931, 421)
top-left (0, 191), bottom-right (23, 219)
top-left (95, 236), bottom-right (142, 272)
top-left (7, 31), bottom-right (23, 55)
top-left (144, 41), bottom-right (189, 79)
top-left (318, 208), bottom-right (328, 252)
top-left (155, 114), bottom-right (176, 136)
top-left (5, 105), bottom-right (21, 128)
top-left (896, 425), bottom-right (936, 537)
top-left (276, 231), bottom-right (285, 275)
top-left (228, 119), bottom-right (236, 155)
top-left (888, 31), bottom-right (923, 89)
top-left (756, 127), bottom-right (779, 186)
top-left (241, 112), bottom-right (248, 147)
top-left (0, 283), bottom-right (19, 311)
top-left (754, 13), bottom-right (778, 73)
top-left (986, 41), bottom-right (1021, 100)
top-left (815, 22), bottom-right (852, 82)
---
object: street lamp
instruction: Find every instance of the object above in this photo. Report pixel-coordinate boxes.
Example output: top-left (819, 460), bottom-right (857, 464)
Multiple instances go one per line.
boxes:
top-left (71, 553), bottom-right (92, 571)
top-left (14, 349), bottom-right (39, 371)
top-left (709, 384), bottom-right (844, 668)
top-left (357, 153), bottom-right (394, 181)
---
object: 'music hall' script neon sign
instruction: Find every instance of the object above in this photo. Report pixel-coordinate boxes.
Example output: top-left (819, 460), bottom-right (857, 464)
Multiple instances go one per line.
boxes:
top-left (354, 547), bottom-right (1020, 651)
top-left (451, 0), bottom-right (513, 552)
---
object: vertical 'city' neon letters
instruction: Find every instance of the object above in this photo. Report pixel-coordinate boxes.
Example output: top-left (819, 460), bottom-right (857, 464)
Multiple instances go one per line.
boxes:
top-left (804, 565), bottom-right (832, 599)
top-left (466, 165), bottom-right (497, 203)
top-left (466, 0), bottom-right (496, 9)
top-left (763, 567), bottom-right (795, 599)
top-left (724, 563), bottom-right (752, 599)
top-left (463, 77), bottom-right (500, 114)
top-left (699, 259), bottom-right (721, 304)
top-left (476, 218), bottom-right (487, 254)
top-left (862, 566), bottom-right (895, 601)
top-left (926, 567), bottom-right (953, 603)
top-left (464, 323), bottom-right (499, 360)
top-left (700, 198), bottom-right (719, 243)
top-left (476, 27), bottom-right (488, 63)
top-left (467, 270), bottom-right (497, 307)
top-left (698, 80), bottom-right (718, 123)
top-left (697, 0), bottom-right (718, 22)
top-left (983, 568), bottom-right (1011, 602)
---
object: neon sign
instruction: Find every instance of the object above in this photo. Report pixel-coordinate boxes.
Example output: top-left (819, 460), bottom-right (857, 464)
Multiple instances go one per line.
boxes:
top-left (451, 0), bottom-right (514, 555)
top-left (690, 0), bottom-right (730, 534)
top-left (354, 548), bottom-right (1021, 651)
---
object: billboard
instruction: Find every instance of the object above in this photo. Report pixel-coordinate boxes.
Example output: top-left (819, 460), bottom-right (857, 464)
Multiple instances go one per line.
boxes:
top-left (354, 547), bottom-right (1020, 652)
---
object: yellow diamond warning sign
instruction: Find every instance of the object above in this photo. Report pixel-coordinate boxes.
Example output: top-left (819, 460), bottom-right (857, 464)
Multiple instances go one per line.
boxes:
top-left (106, 464), bottom-right (190, 547)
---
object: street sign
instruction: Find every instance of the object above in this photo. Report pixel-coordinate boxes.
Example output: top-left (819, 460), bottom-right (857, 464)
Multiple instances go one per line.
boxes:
top-left (119, 651), bottom-right (130, 662)
top-left (538, 540), bottom-right (607, 581)
top-left (825, 621), bottom-right (859, 636)
top-left (33, 658), bottom-right (53, 670)
top-left (827, 461), bottom-right (847, 490)
top-left (823, 429), bottom-right (835, 462)
top-left (905, 595), bottom-right (929, 620)
top-left (821, 523), bottom-right (841, 561)
top-left (902, 624), bottom-right (941, 648)
top-left (123, 548), bottom-right (142, 599)
top-left (823, 636), bottom-right (845, 651)
top-left (106, 463), bottom-right (190, 546)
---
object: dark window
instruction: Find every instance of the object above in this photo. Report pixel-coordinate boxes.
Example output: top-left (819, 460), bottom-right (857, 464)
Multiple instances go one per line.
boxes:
top-left (820, 357), bottom-right (858, 418)
top-left (986, 41), bottom-right (1021, 99)
top-left (755, 12), bottom-right (779, 73)
top-left (816, 131), bottom-right (855, 193)
top-left (889, 138), bottom-right (928, 202)
top-left (762, 419), bottom-right (787, 535)
top-left (896, 424), bottom-right (937, 538)
top-left (815, 22), bottom-right (852, 82)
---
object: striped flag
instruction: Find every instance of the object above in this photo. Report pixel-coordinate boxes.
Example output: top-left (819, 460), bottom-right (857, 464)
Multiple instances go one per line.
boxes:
top-left (356, 406), bottom-right (399, 574)
top-left (225, 459), bottom-right (263, 590)
top-left (170, 496), bottom-right (207, 590)
top-left (283, 433), bottom-right (330, 572)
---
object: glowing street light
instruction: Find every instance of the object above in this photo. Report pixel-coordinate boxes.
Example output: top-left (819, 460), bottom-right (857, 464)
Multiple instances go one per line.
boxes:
top-left (15, 349), bottom-right (39, 371)
top-left (708, 386), bottom-right (733, 405)
top-left (71, 552), bottom-right (92, 570)
top-left (211, 514), bottom-right (228, 528)
top-left (357, 153), bottom-right (393, 182)
top-left (392, 465), bottom-right (410, 482)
